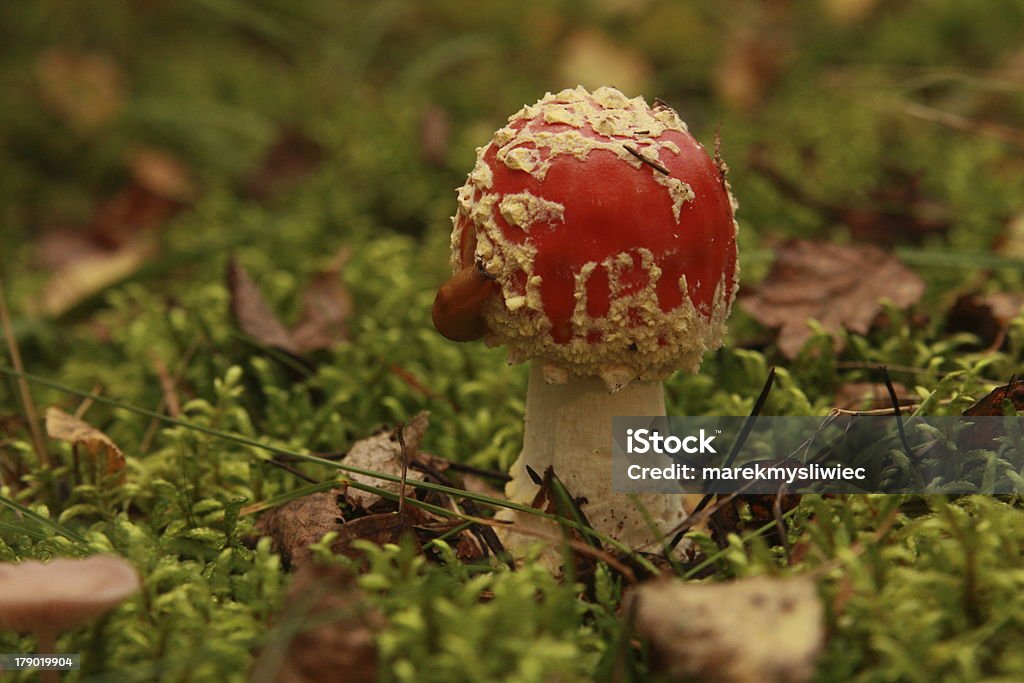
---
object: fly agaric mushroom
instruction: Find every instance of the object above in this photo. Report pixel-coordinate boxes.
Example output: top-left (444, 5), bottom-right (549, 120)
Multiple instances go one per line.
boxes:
top-left (0, 555), bottom-right (140, 683)
top-left (433, 86), bottom-right (738, 550)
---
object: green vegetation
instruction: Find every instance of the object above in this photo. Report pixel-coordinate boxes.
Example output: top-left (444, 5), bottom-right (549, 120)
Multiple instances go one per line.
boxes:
top-left (1, 1), bottom-right (1023, 680)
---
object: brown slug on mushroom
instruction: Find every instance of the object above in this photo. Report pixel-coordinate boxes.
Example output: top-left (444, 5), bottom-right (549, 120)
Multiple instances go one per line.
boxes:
top-left (431, 262), bottom-right (498, 342)
top-left (435, 86), bottom-right (739, 553)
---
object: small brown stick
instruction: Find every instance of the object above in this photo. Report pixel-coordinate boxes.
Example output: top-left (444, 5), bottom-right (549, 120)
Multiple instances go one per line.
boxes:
top-left (0, 280), bottom-right (50, 468)
top-left (151, 354), bottom-right (182, 418)
top-left (831, 405), bottom-right (921, 416)
top-left (139, 335), bottom-right (200, 453)
top-left (73, 384), bottom-right (103, 420)
top-left (623, 144), bottom-right (670, 175)
top-left (880, 365), bottom-right (917, 463)
top-left (395, 423), bottom-right (409, 516)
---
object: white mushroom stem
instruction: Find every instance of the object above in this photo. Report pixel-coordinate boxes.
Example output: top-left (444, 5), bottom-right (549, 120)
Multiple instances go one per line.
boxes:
top-left (502, 361), bottom-right (687, 551)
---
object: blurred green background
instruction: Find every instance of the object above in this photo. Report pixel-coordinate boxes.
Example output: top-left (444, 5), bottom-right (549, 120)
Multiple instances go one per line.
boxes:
top-left (2, 1), bottom-right (1024, 681)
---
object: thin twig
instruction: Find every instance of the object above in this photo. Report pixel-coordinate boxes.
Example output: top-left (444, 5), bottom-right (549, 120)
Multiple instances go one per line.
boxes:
top-left (623, 144), bottom-right (669, 175)
top-left (140, 334), bottom-right (200, 453)
top-left (0, 280), bottom-right (49, 467)
top-left (880, 365), bottom-right (916, 463)
top-left (73, 384), bottom-right (102, 420)
top-left (395, 422), bottom-right (408, 516)
top-left (832, 405), bottom-right (921, 416)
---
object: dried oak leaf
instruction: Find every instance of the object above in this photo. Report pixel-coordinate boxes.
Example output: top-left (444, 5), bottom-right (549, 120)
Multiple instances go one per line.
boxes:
top-left (419, 105), bottom-right (450, 168)
top-left (37, 237), bottom-right (156, 318)
top-left (947, 292), bottom-right (1024, 349)
top-left (255, 490), bottom-right (346, 570)
top-left (290, 248), bottom-right (353, 353)
top-left (244, 127), bottom-right (325, 201)
top-left (741, 240), bottom-right (925, 358)
top-left (629, 575), bottom-right (823, 683)
top-left (558, 29), bottom-right (650, 94)
top-left (34, 50), bottom-right (125, 131)
top-left (227, 254), bottom-right (352, 355)
top-left (343, 412), bottom-right (429, 511)
top-left (92, 147), bottom-right (196, 249)
top-left (256, 563), bottom-right (382, 683)
top-left (330, 508), bottom-right (431, 562)
top-left (708, 494), bottom-right (802, 549)
top-left (227, 258), bottom-right (301, 354)
top-left (963, 378), bottom-right (1024, 416)
top-left (45, 407), bottom-right (126, 475)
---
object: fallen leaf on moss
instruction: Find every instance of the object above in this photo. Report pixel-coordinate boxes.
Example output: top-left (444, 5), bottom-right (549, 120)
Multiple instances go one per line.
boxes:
top-left (947, 292), bottom-right (1024, 349)
top-left (291, 248), bottom-right (353, 353)
top-left (629, 575), bottom-right (823, 683)
top-left (227, 258), bottom-right (301, 354)
top-left (254, 563), bottom-right (382, 683)
top-left (37, 237), bottom-right (156, 318)
top-left (255, 490), bottom-right (346, 570)
top-left (964, 378), bottom-right (1024, 416)
top-left (343, 412), bottom-right (429, 511)
top-left (45, 407), bottom-right (125, 475)
top-left (749, 155), bottom-right (950, 245)
top-left (419, 104), bottom-right (450, 167)
top-left (707, 494), bottom-right (802, 549)
top-left (740, 240), bottom-right (925, 358)
top-left (92, 147), bottom-right (195, 248)
top-left (34, 49), bottom-right (125, 131)
top-left (997, 211), bottom-right (1024, 259)
top-left (228, 253), bottom-right (352, 355)
top-left (244, 127), bottom-right (325, 201)
top-left (330, 510), bottom-right (428, 561)
top-left (558, 30), bottom-right (650, 94)
top-left (127, 147), bottom-right (197, 203)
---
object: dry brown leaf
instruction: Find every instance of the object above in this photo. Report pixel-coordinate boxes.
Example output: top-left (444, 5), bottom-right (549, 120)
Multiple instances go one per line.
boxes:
top-left (45, 407), bottom-right (126, 475)
top-left (996, 211), bottom-right (1024, 259)
top-left (706, 495), bottom-right (802, 550)
top-left (291, 249), bottom-right (353, 353)
top-left (740, 240), bottom-right (925, 358)
top-left (964, 378), bottom-right (1024, 416)
top-left (629, 575), bottom-right (824, 683)
top-left (330, 510), bottom-right (427, 561)
top-left (91, 186), bottom-right (178, 249)
top-left (749, 154), bottom-right (950, 245)
top-left (37, 237), bottom-right (156, 318)
top-left (419, 105), bottom-right (450, 168)
top-left (244, 127), bottom-right (325, 201)
top-left (34, 50), bottom-right (125, 131)
top-left (255, 490), bottom-right (346, 570)
top-left (558, 30), bottom-right (650, 94)
top-left (947, 292), bottom-right (1024, 348)
top-left (821, 0), bottom-right (880, 24)
top-left (35, 228), bottom-right (108, 270)
top-left (127, 147), bottom-right (197, 203)
top-left (343, 413), bottom-right (429, 510)
top-left (91, 147), bottom-right (195, 248)
top-left (255, 563), bottom-right (381, 683)
top-left (227, 252), bottom-right (352, 355)
top-left (227, 258), bottom-right (301, 354)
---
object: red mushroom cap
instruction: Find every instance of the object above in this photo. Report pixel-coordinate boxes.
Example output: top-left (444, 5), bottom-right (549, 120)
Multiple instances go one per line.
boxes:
top-left (450, 86), bottom-right (739, 389)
